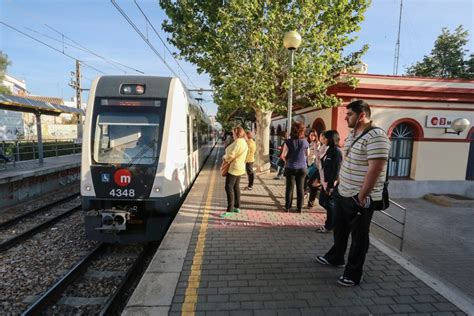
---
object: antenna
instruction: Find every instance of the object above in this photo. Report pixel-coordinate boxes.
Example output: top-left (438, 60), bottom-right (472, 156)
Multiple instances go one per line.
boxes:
top-left (393, 0), bottom-right (403, 75)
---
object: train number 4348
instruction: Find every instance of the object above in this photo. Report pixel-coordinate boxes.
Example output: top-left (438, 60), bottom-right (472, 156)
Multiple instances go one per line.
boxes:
top-left (109, 189), bottom-right (135, 197)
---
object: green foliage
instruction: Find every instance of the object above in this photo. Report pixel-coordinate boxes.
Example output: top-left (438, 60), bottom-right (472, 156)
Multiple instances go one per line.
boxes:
top-left (406, 26), bottom-right (473, 79)
top-left (0, 51), bottom-right (12, 94)
top-left (160, 0), bottom-right (370, 124)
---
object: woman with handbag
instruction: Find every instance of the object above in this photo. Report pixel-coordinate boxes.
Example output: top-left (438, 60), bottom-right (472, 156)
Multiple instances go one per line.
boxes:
top-left (317, 130), bottom-right (343, 233)
top-left (281, 122), bottom-right (309, 213)
top-left (220, 126), bottom-right (248, 217)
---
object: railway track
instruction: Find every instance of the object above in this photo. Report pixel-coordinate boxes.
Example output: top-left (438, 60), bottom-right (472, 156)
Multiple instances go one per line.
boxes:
top-left (0, 193), bottom-right (81, 251)
top-left (21, 242), bottom-right (158, 315)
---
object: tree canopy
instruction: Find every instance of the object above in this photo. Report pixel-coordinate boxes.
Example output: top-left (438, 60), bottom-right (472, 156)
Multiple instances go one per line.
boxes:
top-left (406, 26), bottom-right (474, 79)
top-left (0, 51), bottom-right (12, 95)
top-left (160, 0), bottom-right (369, 118)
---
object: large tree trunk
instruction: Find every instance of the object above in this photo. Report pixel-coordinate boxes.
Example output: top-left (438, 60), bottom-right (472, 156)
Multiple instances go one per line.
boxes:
top-left (254, 109), bottom-right (272, 172)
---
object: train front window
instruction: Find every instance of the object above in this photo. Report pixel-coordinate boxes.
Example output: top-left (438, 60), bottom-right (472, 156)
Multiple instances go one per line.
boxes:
top-left (93, 112), bottom-right (160, 164)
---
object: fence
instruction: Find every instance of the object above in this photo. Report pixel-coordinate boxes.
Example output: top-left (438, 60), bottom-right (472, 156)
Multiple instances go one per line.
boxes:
top-left (371, 199), bottom-right (408, 251)
top-left (0, 139), bottom-right (82, 162)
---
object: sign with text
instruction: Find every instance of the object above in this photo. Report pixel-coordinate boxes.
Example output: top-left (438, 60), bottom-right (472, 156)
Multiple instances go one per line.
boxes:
top-left (426, 115), bottom-right (458, 128)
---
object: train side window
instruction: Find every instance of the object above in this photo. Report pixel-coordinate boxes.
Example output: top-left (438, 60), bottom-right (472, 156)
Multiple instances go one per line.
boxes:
top-left (192, 117), bottom-right (199, 150)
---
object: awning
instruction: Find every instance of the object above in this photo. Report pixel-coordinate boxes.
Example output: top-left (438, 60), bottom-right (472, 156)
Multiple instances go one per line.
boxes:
top-left (0, 94), bottom-right (84, 116)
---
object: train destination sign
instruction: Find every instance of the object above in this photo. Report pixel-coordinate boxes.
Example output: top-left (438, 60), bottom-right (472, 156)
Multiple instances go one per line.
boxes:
top-left (100, 99), bottom-right (161, 107)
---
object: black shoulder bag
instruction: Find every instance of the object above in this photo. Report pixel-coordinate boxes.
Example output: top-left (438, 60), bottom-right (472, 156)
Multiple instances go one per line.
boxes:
top-left (346, 127), bottom-right (390, 211)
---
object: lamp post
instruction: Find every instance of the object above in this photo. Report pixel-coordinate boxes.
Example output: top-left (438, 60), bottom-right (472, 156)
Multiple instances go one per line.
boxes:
top-left (283, 31), bottom-right (302, 137)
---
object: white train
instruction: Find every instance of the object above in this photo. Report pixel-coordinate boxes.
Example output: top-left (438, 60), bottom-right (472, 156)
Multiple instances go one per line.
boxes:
top-left (81, 76), bottom-right (215, 243)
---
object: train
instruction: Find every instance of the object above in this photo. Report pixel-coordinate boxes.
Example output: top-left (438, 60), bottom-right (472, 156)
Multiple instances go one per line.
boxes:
top-left (81, 76), bottom-right (216, 243)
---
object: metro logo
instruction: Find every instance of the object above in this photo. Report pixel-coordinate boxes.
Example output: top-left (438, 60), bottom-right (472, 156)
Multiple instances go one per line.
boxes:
top-left (114, 169), bottom-right (132, 187)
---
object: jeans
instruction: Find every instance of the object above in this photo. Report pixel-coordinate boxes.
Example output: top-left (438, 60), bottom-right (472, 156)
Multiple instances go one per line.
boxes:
top-left (284, 168), bottom-right (307, 211)
top-left (323, 190), bottom-right (374, 283)
top-left (245, 163), bottom-right (254, 187)
top-left (225, 174), bottom-right (241, 212)
top-left (319, 188), bottom-right (336, 230)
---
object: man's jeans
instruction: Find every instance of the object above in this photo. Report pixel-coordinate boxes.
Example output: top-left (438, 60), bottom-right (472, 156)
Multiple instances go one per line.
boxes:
top-left (323, 190), bottom-right (374, 283)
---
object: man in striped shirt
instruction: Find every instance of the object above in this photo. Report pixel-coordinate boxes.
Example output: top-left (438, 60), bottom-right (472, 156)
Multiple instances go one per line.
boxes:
top-left (316, 100), bottom-right (391, 287)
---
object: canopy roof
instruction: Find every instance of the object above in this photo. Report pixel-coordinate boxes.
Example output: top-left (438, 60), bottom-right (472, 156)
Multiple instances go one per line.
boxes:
top-left (0, 94), bottom-right (84, 116)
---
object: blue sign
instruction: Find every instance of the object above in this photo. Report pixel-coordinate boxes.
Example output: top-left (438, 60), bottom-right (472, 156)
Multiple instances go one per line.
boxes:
top-left (101, 173), bottom-right (111, 183)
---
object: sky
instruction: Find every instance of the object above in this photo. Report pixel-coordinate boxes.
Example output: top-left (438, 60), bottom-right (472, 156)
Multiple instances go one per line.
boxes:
top-left (1, 0), bottom-right (473, 116)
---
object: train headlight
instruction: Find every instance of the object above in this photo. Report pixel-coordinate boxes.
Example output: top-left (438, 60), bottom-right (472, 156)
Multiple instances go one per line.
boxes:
top-left (84, 184), bottom-right (92, 191)
top-left (154, 186), bottom-right (161, 193)
top-left (122, 85), bottom-right (132, 94)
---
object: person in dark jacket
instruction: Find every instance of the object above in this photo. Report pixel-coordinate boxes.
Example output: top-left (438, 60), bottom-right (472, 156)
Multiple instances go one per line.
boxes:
top-left (281, 122), bottom-right (309, 212)
top-left (317, 130), bottom-right (343, 232)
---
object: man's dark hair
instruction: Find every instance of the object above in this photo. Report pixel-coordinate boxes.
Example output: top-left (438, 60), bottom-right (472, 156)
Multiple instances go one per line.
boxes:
top-left (346, 100), bottom-right (371, 118)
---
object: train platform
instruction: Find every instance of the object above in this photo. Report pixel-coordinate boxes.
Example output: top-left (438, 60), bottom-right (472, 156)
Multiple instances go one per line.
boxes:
top-left (0, 154), bottom-right (80, 183)
top-left (123, 145), bottom-right (472, 315)
top-left (0, 154), bottom-right (81, 209)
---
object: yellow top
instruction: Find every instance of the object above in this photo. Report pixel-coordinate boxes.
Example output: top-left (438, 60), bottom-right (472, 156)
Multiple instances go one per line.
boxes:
top-left (223, 138), bottom-right (248, 176)
top-left (245, 138), bottom-right (256, 163)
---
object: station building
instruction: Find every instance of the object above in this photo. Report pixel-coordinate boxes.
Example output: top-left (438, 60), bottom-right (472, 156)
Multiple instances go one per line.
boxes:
top-left (270, 74), bottom-right (474, 197)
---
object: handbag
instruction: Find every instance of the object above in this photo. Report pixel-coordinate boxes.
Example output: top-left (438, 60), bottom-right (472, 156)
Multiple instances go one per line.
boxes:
top-left (220, 159), bottom-right (231, 177)
top-left (307, 164), bottom-right (317, 178)
top-left (220, 145), bottom-right (246, 177)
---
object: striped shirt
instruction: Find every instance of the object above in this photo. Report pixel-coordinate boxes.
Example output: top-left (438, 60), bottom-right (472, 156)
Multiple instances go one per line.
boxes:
top-left (338, 126), bottom-right (391, 201)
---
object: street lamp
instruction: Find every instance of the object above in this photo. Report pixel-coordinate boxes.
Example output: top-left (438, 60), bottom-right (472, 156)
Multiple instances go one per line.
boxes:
top-left (283, 30), bottom-right (302, 137)
top-left (445, 118), bottom-right (470, 135)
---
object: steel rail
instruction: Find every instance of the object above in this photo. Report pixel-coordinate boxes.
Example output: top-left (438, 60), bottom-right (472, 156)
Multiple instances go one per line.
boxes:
top-left (99, 242), bottom-right (159, 316)
top-left (21, 243), bottom-right (106, 316)
top-left (0, 205), bottom-right (81, 252)
top-left (0, 193), bottom-right (79, 230)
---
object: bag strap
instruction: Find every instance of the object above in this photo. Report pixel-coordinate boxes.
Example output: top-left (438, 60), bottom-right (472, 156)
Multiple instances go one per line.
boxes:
top-left (346, 126), bottom-right (384, 156)
top-left (347, 126), bottom-right (389, 183)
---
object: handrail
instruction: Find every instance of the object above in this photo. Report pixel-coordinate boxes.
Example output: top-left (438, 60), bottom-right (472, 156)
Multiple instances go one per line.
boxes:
top-left (0, 139), bottom-right (81, 163)
top-left (371, 198), bottom-right (408, 251)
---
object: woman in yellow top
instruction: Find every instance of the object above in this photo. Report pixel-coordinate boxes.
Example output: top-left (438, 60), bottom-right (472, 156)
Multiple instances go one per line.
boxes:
top-left (244, 131), bottom-right (256, 190)
top-left (221, 126), bottom-right (248, 216)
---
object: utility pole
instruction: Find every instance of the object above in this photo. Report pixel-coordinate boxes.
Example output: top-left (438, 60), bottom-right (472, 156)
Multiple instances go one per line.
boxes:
top-left (393, 0), bottom-right (403, 75)
top-left (69, 60), bottom-right (83, 141)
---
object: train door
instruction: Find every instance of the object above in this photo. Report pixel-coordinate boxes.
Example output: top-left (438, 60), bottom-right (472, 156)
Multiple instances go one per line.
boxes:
top-left (466, 130), bottom-right (474, 180)
top-left (388, 123), bottom-right (414, 178)
top-left (187, 114), bottom-right (195, 181)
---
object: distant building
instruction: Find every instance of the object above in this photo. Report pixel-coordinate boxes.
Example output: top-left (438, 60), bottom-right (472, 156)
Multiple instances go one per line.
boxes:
top-left (271, 73), bottom-right (474, 196)
top-left (0, 74), bottom-right (26, 140)
top-left (1, 74), bottom-right (85, 141)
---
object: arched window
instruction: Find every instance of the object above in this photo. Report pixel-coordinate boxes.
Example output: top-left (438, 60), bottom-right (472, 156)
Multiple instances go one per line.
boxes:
top-left (388, 123), bottom-right (414, 178)
top-left (312, 118), bottom-right (326, 136)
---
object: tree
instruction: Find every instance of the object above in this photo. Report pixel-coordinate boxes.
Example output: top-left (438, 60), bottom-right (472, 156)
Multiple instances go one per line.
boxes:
top-left (0, 51), bottom-right (12, 94)
top-left (406, 26), bottom-right (473, 79)
top-left (160, 0), bottom-right (369, 171)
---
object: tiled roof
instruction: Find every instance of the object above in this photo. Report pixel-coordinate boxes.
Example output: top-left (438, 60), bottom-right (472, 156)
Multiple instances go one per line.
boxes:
top-left (25, 95), bottom-right (65, 105)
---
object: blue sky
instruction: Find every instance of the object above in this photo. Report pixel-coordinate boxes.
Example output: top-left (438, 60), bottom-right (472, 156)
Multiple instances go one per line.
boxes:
top-left (1, 0), bottom-right (473, 116)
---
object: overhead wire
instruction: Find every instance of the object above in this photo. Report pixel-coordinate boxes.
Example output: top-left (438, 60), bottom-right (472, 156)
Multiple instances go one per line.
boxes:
top-left (2, 2), bottom-right (144, 75)
top-left (24, 26), bottom-right (127, 74)
top-left (44, 24), bottom-right (145, 74)
top-left (110, 0), bottom-right (179, 78)
top-left (133, 0), bottom-right (197, 88)
top-left (0, 20), bottom-right (105, 74)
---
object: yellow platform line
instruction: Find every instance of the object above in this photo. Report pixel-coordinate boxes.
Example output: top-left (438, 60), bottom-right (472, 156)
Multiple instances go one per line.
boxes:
top-left (181, 158), bottom-right (217, 315)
